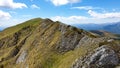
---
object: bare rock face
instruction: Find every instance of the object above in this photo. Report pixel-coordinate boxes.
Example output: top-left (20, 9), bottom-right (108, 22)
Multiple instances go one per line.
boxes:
top-left (55, 24), bottom-right (84, 52)
top-left (72, 45), bottom-right (119, 68)
top-left (76, 36), bottom-right (109, 48)
top-left (16, 51), bottom-right (27, 64)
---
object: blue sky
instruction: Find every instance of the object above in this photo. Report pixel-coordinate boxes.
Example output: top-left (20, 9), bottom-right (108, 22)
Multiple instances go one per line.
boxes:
top-left (0, 0), bottom-right (120, 27)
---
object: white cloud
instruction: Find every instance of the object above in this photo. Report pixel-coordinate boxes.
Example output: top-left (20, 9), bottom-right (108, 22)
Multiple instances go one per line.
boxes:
top-left (0, 0), bottom-right (27, 9)
top-left (50, 0), bottom-right (81, 6)
top-left (0, 10), bottom-right (11, 20)
top-left (72, 6), bottom-right (102, 10)
top-left (51, 16), bottom-right (88, 24)
top-left (31, 4), bottom-right (40, 9)
top-left (51, 16), bottom-right (120, 24)
top-left (50, 10), bottom-right (120, 24)
top-left (88, 10), bottom-right (120, 18)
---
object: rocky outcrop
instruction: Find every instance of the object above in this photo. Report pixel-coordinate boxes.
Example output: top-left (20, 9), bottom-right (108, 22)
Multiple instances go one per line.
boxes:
top-left (56, 24), bottom-right (84, 52)
top-left (32, 19), bottom-right (86, 52)
top-left (76, 36), bottom-right (109, 48)
top-left (72, 45), bottom-right (119, 68)
top-left (16, 50), bottom-right (27, 64)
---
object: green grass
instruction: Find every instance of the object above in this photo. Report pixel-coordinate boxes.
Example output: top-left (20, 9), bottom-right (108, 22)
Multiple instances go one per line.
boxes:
top-left (1, 18), bottom-right (120, 68)
top-left (0, 18), bottom-right (99, 68)
top-left (0, 18), bottom-right (42, 39)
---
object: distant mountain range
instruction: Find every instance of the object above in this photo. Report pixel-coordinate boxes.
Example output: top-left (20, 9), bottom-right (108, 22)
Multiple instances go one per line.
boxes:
top-left (103, 23), bottom-right (120, 34)
top-left (0, 28), bottom-right (2, 31)
top-left (0, 27), bottom-right (5, 31)
top-left (73, 24), bottom-right (104, 30)
top-left (74, 22), bottom-right (120, 34)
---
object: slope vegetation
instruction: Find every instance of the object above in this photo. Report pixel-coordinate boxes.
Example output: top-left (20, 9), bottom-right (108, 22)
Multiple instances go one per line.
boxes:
top-left (0, 18), bottom-right (120, 68)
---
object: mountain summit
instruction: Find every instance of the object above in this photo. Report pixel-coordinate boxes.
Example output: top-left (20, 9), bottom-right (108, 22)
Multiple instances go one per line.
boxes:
top-left (0, 18), bottom-right (120, 68)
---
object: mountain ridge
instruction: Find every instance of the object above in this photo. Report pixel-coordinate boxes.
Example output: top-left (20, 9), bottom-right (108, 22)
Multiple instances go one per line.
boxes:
top-left (0, 18), bottom-right (120, 68)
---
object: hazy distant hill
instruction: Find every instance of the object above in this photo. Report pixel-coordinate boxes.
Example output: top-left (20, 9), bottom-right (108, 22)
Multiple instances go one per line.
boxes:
top-left (90, 30), bottom-right (120, 39)
top-left (103, 22), bottom-right (120, 34)
top-left (74, 22), bottom-right (120, 34)
top-left (73, 24), bottom-right (103, 30)
top-left (0, 18), bottom-right (120, 68)
top-left (0, 28), bottom-right (2, 31)
top-left (0, 27), bottom-right (6, 31)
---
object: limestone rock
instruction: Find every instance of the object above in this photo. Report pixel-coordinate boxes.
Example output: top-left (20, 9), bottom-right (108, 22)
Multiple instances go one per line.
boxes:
top-left (16, 51), bottom-right (27, 64)
top-left (72, 45), bottom-right (119, 68)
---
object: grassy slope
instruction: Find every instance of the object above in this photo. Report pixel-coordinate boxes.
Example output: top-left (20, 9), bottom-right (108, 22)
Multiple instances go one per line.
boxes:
top-left (0, 18), bottom-right (42, 39)
top-left (0, 18), bottom-right (96, 68)
top-left (0, 18), bottom-right (120, 68)
top-left (0, 18), bottom-right (42, 68)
